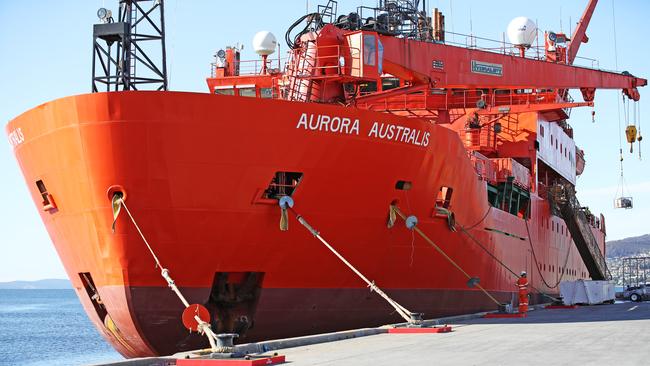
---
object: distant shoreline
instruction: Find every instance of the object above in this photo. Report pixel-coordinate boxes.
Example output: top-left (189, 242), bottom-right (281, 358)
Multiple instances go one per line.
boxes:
top-left (0, 278), bottom-right (71, 290)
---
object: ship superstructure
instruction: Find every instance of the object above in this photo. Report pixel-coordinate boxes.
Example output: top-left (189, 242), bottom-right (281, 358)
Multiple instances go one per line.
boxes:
top-left (6, 0), bottom-right (646, 357)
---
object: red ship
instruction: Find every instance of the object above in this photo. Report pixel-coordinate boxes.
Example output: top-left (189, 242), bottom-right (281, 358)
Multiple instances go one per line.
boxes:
top-left (5, 0), bottom-right (646, 358)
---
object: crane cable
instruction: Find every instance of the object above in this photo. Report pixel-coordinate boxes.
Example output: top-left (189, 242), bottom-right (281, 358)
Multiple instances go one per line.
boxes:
top-left (612, 0), bottom-right (627, 200)
top-left (636, 102), bottom-right (643, 160)
top-left (111, 194), bottom-right (220, 351)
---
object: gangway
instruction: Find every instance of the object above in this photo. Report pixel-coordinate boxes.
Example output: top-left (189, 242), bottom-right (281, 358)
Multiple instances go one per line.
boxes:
top-left (550, 184), bottom-right (610, 281)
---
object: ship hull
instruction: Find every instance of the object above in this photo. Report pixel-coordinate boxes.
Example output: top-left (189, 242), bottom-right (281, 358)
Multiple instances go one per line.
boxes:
top-left (6, 91), bottom-right (603, 357)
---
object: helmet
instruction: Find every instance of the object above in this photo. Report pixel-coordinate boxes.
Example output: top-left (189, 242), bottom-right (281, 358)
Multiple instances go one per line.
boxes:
top-left (520, 271), bottom-right (527, 277)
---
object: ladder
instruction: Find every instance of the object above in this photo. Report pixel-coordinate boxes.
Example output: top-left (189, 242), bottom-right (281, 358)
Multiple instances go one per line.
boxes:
top-left (316, 0), bottom-right (337, 24)
top-left (129, 4), bottom-right (137, 86)
top-left (286, 42), bottom-right (320, 102)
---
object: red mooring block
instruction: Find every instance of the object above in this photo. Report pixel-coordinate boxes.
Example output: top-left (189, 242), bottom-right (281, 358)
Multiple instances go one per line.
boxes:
top-left (176, 355), bottom-right (286, 366)
top-left (388, 326), bottom-right (453, 333)
top-left (545, 305), bottom-right (578, 309)
top-left (483, 312), bottom-right (527, 319)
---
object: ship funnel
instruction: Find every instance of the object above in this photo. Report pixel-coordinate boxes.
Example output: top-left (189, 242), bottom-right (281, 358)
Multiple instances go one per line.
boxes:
top-left (252, 31), bottom-right (278, 56)
top-left (506, 17), bottom-right (537, 49)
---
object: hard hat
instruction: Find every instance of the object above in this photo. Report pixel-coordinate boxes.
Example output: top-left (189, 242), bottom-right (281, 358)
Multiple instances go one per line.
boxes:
top-left (520, 271), bottom-right (527, 276)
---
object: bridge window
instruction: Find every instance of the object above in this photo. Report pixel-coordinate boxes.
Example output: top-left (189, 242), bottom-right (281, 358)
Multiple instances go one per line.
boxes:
top-left (238, 87), bottom-right (256, 97)
top-left (214, 86), bottom-right (235, 95)
top-left (260, 88), bottom-right (273, 98)
top-left (363, 35), bottom-right (376, 66)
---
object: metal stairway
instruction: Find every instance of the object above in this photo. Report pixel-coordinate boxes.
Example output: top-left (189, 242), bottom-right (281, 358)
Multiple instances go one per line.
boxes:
top-left (550, 184), bottom-right (611, 281)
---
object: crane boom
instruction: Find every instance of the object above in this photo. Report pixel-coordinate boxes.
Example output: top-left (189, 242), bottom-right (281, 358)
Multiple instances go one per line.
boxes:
top-left (567, 0), bottom-right (598, 65)
top-left (379, 35), bottom-right (646, 101)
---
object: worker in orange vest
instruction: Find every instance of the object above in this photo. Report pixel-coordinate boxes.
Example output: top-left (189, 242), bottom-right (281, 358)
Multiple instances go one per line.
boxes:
top-left (517, 271), bottom-right (529, 313)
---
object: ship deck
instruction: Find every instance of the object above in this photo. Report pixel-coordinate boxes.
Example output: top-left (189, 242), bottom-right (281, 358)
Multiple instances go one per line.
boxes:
top-left (93, 301), bottom-right (650, 365)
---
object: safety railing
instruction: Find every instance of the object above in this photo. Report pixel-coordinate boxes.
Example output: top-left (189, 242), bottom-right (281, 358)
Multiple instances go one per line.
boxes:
top-left (359, 89), bottom-right (487, 113)
top-left (464, 126), bottom-right (496, 153)
top-left (492, 158), bottom-right (531, 189)
top-left (490, 89), bottom-right (558, 106)
top-left (467, 151), bottom-right (497, 182)
top-left (210, 57), bottom-right (289, 78)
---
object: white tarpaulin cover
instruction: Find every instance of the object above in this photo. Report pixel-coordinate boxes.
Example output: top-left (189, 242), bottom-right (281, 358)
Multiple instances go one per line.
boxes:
top-left (559, 280), bottom-right (615, 305)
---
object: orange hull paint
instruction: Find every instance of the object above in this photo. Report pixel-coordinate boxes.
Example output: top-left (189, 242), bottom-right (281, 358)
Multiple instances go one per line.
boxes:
top-left (6, 91), bottom-right (603, 356)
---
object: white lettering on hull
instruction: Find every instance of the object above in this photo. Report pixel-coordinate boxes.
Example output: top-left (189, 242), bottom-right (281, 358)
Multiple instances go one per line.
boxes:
top-left (297, 113), bottom-right (430, 147)
top-left (297, 113), bottom-right (360, 135)
top-left (7, 127), bottom-right (25, 147)
top-left (367, 122), bottom-right (429, 146)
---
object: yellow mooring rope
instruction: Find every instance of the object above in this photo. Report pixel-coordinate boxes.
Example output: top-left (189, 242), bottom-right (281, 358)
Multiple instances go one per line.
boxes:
top-left (111, 194), bottom-right (219, 351)
top-left (390, 205), bottom-right (502, 307)
top-left (281, 201), bottom-right (420, 325)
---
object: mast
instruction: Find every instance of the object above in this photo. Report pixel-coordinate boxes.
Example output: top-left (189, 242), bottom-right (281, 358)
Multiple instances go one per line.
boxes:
top-left (91, 0), bottom-right (168, 92)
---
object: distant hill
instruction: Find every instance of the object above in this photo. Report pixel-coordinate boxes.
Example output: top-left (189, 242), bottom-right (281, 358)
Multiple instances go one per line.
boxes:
top-left (0, 279), bottom-right (72, 289)
top-left (606, 234), bottom-right (650, 259)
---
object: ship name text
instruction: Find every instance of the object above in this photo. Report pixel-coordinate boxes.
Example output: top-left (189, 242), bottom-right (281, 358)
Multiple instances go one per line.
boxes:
top-left (296, 113), bottom-right (430, 147)
top-left (7, 127), bottom-right (25, 147)
top-left (471, 60), bottom-right (503, 77)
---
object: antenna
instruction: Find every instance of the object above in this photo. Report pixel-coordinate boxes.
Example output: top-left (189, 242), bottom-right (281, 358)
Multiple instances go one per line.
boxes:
top-left (92, 0), bottom-right (168, 92)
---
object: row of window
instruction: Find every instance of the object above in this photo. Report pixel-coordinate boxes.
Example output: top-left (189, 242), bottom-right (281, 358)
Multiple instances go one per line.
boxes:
top-left (539, 263), bottom-right (585, 278)
top-left (214, 86), bottom-right (273, 98)
top-left (539, 125), bottom-right (573, 162)
top-left (543, 218), bottom-right (571, 238)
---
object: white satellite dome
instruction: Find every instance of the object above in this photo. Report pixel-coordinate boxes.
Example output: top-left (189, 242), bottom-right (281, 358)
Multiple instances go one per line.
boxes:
top-left (506, 17), bottom-right (537, 47)
top-left (252, 31), bottom-right (277, 56)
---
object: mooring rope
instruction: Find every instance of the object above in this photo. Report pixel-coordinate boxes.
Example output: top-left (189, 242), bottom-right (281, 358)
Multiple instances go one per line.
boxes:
top-left (112, 195), bottom-right (219, 350)
top-left (390, 205), bottom-right (502, 307)
top-left (285, 206), bottom-right (418, 324)
top-left (458, 220), bottom-right (561, 302)
top-left (524, 218), bottom-right (571, 289)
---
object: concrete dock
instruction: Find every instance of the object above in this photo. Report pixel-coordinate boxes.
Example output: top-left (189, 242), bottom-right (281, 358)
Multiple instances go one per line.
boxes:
top-left (97, 302), bottom-right (650, 366)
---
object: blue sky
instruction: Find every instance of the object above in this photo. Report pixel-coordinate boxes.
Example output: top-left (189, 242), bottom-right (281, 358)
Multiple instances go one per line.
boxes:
top-left (0, 0), bottom-right (648, 281)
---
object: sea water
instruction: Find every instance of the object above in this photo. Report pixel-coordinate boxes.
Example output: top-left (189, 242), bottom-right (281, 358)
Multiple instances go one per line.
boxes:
top-left (0, 289), bottom-right (121, 366)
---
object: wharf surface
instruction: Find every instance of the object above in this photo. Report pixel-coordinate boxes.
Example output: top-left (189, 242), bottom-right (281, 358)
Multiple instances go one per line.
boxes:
top-left (95, 301), bottom-right (650, 366)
